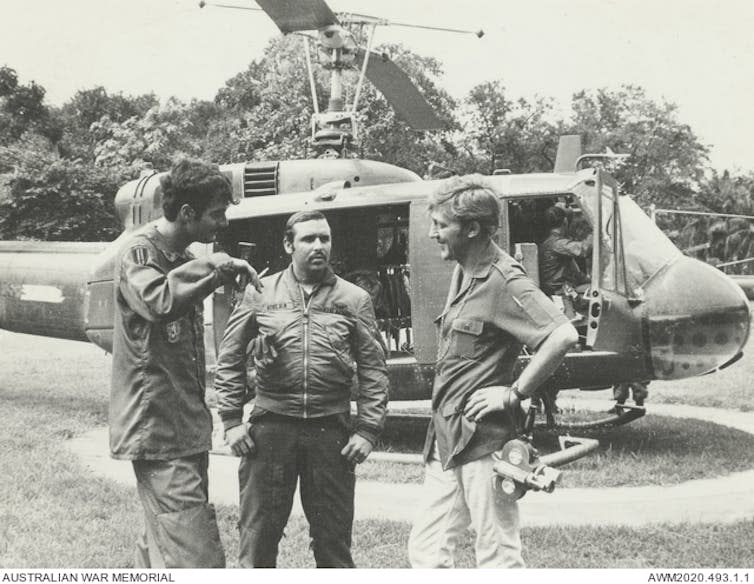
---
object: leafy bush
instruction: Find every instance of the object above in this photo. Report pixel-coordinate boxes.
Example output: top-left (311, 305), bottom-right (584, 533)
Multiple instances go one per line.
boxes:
top-left (0, 137), bottom-right (122, 241)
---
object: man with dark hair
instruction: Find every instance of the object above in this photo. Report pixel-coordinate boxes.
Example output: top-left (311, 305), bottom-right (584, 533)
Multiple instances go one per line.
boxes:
top-left (408, 176), bottom-right (577, 568)
top-left (110, 158), bottom-right (261, 568)
top-left (539, 204), bottom-right (592, 297)
top-left (214, 210), bottom-right (388, 568)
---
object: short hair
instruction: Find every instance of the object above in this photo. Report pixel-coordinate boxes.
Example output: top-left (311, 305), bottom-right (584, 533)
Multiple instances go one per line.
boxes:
top-left (284, 210), bottom-right (328, 244)
top-left (160, 158), bottom-right (232, 221)
top-left (544, 205), bottom-right (568, 229)
top-left (428, 175), bottom-right (500, 238)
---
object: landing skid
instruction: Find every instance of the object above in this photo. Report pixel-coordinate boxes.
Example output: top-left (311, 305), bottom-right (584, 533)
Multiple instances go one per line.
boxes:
top-left (532, 402), bottom-right (646, 435)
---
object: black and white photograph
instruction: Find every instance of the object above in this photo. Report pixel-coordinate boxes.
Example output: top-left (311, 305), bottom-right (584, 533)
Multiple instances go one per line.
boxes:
top-left (1, 0), bottom-right (753, 575)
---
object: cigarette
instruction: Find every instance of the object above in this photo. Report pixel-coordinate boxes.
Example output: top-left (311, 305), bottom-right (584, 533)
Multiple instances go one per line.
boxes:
top-left (258, 267), bottom-right (270, 277)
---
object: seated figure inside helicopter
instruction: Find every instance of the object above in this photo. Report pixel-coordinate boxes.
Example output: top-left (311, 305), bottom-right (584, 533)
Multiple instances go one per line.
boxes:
top-left (539, 204), bottom-right (592, 314)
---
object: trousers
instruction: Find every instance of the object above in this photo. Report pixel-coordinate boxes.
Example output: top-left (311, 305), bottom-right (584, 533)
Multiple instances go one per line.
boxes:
top-left (238, 412), bottom-right (356, 568)
top-left (132, 452), bottom-right (225, 568)
top-left (408, 449), bottom-right (524, 568)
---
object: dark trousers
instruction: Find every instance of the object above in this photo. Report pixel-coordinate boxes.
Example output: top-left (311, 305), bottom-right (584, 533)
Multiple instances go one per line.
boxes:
top-left (132, 452), bottom-right (225, 568)
top-left (238, 412), bottom-right (356, 568)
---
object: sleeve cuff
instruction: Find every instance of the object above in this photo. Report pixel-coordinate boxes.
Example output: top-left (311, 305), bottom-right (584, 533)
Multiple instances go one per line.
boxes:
top-left (218, 411), bottom-right (244, 432)
top-left (355, 426), bottom-right (380, 445)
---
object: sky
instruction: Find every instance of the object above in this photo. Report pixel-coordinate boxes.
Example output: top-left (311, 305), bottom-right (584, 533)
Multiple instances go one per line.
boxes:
top-left (2, 0), bottom-right (754, 171)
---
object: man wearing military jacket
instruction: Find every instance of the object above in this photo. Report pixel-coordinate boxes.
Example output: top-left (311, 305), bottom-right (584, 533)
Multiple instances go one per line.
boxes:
top-left (110, 158), bottom-right (260, 568)
top-left (214, 210), bottom-right (388, 568)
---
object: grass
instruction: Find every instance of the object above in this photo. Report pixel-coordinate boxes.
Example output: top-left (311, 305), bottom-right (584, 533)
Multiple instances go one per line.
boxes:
top-left (2, 330), bottom-right (754, 568)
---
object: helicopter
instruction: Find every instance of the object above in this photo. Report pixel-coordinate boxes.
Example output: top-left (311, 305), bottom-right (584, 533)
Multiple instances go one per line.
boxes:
top-left (0, 0), bottom-right (750, 438)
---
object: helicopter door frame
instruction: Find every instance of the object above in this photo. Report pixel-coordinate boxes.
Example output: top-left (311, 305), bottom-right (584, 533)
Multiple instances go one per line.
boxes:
top-left (585, 169), bottom-right (634, 349)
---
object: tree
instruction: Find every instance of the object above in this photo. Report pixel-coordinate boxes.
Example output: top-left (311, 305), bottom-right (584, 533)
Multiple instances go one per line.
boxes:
top-left (56, 87), bottom-right (158, 160)
top-left (700, 169), bottom-right (754, 215)
top-left (90, 98), bottom-right (204, 172)
top-left (0, 136), bottom-right (121, 241)
top-left (0, 65), bottom-right (59, 144)
top-left (460, 80), bottom-right (560, 175)
top-left (566, 85), bottom-right (710, 209)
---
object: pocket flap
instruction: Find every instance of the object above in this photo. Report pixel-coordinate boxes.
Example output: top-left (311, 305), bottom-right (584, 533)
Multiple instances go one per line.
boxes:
top-left (451, 318), bottom-right (483, 336)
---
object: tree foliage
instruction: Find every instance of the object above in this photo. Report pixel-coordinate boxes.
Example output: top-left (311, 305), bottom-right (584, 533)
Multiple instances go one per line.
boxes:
top-left (566, 85), bottom-right (710, 209)
top-left (699, 169), bottom-right (754, 215)
top-left (460, 80), bottom-right (560, 174)
top-left (0, 65), bottom-right (59, 144)
top-left (90, 98), bottom-right (205, 172)
top-left (0, 136), bottom-right (121, 241)
top-left (56, 86), bottom-right (158, 160)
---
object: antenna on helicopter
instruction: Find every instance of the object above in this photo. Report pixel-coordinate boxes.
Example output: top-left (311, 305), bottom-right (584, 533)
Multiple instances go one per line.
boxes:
top-left (200, 0), bottom-right (483, 159)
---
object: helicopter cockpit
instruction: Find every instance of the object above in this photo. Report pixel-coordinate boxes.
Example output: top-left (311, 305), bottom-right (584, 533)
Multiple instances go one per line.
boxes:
top-left (505, 170), bottom-right (686, 352)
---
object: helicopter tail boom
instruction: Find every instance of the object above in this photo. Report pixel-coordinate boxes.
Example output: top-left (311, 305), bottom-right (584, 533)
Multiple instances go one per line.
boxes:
top-left (0, 242), bottom-right (107, 342)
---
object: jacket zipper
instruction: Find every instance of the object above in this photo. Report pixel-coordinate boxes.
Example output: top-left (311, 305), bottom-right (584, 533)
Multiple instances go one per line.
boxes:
top-left (301, 285), bottom-right (315, 418)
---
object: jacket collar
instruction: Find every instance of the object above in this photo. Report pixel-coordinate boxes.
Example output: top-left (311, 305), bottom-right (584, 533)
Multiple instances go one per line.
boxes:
top-left (146, 225), bottom-right (191, 263)
top-left (284, 263), bottom-right (337, 289)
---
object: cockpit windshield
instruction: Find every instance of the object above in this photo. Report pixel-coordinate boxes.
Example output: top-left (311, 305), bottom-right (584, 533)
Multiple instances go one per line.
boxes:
top-left (619, 196), bottom-right (682, 292)
top-left (574, 173), bottom-right (681, 297)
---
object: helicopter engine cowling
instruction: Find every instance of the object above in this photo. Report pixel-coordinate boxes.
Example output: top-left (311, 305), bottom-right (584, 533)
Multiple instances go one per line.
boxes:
top-left (643, 256), bottom-right (751, 379)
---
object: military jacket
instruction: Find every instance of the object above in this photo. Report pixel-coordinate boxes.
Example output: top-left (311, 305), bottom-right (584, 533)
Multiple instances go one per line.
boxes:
top-left (109, 226), bottom-right (227, 460)
top-left (539, 228), bottom-right (592, 296)
top-left (424, 242), bottom-right (569, 470)
top-left (214, 265), bottom-right (388, 444)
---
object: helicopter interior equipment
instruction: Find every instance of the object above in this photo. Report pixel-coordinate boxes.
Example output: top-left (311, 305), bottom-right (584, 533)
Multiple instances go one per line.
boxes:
top-left (200, 0), bottom-right (483, 158)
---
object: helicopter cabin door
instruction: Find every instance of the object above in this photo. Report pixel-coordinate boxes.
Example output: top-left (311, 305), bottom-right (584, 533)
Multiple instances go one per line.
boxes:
top-left (579, 170), bottom-right (644, 357)
top-left (408, 200), bottom-right (454, 364)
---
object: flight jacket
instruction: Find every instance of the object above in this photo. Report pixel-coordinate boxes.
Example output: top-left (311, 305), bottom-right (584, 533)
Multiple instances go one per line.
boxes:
top-left (214, 265), bottom-right (389, 445)
top-left (109, 225), bottom-right (234, 460)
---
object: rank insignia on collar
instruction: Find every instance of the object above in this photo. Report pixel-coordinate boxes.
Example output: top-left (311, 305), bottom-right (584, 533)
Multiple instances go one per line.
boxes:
top-left (131, 246), bottom-right (149, 266)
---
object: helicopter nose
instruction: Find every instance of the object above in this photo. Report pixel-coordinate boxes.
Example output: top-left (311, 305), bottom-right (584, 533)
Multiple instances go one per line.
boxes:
top-left (644, 257), bottom-right (751, 380)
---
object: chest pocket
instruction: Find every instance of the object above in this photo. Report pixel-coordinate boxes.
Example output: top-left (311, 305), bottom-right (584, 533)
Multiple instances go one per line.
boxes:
top-left (450, 318), bottom-right (484, 359)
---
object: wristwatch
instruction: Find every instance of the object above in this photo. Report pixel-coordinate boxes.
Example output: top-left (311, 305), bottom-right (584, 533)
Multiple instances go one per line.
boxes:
top-left (511, 381), bottom-right (528, 401)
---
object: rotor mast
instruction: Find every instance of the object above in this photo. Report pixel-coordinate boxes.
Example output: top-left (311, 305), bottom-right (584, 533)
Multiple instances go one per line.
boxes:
top-left (200, 0), bottom-right (484, 158)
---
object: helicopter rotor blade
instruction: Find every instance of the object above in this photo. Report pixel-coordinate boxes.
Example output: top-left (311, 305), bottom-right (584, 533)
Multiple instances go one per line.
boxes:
top-left (354, 48), bottom-right (445, 131)
top-left (338, 12), bottom-right (484, 38)
top-left (386, 20), bottom-right (484, 38)
top-left (253, 0), bottom-right (339, 33)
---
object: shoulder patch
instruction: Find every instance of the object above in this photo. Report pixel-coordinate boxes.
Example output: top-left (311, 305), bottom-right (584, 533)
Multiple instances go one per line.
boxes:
top-left (130, 246), bottom-right (149, 266)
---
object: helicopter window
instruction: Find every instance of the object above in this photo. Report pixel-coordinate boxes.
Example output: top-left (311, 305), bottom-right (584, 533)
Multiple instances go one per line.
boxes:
top-left (619, 197), bottom-right (682, 293)
top-left (331, 206), bottom-right (412, 355)
top-left (576, 183), bottom-right (629, 295)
